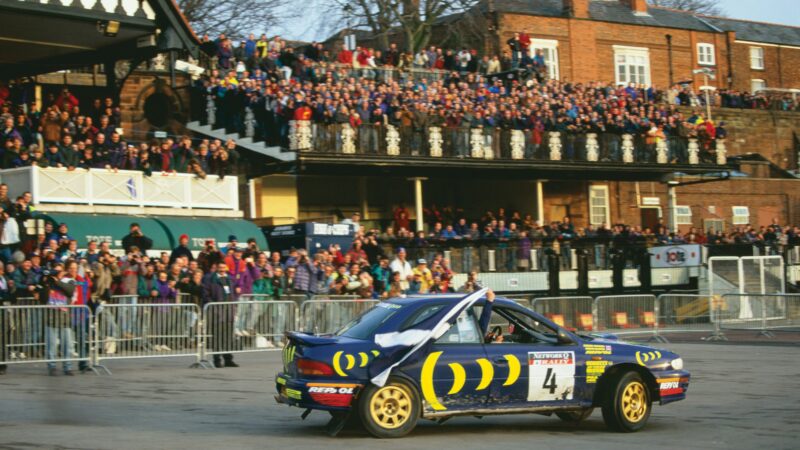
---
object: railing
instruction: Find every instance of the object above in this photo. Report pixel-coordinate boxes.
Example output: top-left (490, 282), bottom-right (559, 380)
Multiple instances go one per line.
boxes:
top-left (286, 121), bottom-right (727, 165)
top-left (0, 166), bottom-right (239, 210)
top-left (16, 0), bottom-right (156, 19)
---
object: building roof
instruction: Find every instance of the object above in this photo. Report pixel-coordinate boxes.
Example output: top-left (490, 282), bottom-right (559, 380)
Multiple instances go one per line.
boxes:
top-left (493, 0), bottom-right (800, 47)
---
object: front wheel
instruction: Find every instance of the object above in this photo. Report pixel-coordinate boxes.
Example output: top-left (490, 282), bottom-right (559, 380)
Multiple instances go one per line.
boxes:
top-left (601, 371), bottom-right (651, 432)
top-left (358, 377), bottom-right (420, 438)
top-left (556, 408), bottom-right (594, 423)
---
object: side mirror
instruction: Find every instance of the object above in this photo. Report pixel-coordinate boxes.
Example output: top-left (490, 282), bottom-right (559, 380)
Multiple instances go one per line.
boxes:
top-left (557, 328), bottom-right (575, 345)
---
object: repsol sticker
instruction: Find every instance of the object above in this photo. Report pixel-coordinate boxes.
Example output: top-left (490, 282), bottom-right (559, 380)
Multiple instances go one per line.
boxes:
top-left (308, 386), bottom-right (355, 394)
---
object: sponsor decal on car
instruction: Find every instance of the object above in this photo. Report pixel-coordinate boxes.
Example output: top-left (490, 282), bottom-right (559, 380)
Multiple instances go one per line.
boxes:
top-left (285, 388), bottom-right (303, 400)
top-left (332, 350), bottom-right (381, 377)
top-left (585, 359), bottom-right (612, 383)
top-left (307, 383), bottom-right (360, 407)
top-left (420, 351), bottom-right (521, 411)
top-left (635, 350), bottom-right (662, 366)
top-left (657, 377), bottom-right (686, 396)
top-left (583, 344), bottom-right (613, 355)
top-left (528, 351), bottom-right (575, 401)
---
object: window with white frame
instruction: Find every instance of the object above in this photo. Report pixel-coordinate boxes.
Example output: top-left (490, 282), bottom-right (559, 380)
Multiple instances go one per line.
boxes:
top-left (704, 219), bottom-right (724, 234)
top-left (530, 39), bottom-right (559, 80)
top-left (697, 43), bottom-right (715, 66)
top-left (614, 46), bottom-right (651, 86)
top-left (751, 79), bottom-right (766, 93)
top-left (675, 205), bottom-right (693, 225)
top-left (589, 185), bottom-right (610, 226)
top-left (732, 206), bottom-right (750, 225)
top-left (750, 46), bottom-right (764, 69)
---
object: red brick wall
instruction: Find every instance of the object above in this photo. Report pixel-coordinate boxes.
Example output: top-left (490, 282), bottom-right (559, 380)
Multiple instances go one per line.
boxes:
top-left (730, 42), bottom-right (800, 92)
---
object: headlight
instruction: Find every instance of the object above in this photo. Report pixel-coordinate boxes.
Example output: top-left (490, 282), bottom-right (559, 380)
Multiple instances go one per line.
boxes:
top-left (670, 358), bottom-right (684, 370)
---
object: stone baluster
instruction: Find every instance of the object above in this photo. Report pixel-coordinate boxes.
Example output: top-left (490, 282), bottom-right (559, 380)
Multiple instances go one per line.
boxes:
top-left (716, 139), bottom-right (727, 165)
top-left (622, 134), bottom-right (634, 163)
top-left (296, 120), bottom-right (312, 151)
top-left (341, 125), bottom-right (356, 154)
top-left (688, 138), bottom-right (700, 164)
top-left (206, 95), bottom-right (216, 127)
top-left (470, 128), bottom-right (484, 158)
top-left (429, 127), bottom-right (443, 157)
top-left (656, 138), bottom-right (668, 164)
top-left (549, 132), bottom-right (562, 161)
top-left (244, 106), bottom-right (255, 138)
top-left (386, 125), bottom-right (400, 156)
top-left (586, 133), bottom-right (599, 162)
top-left (288, 120), bottom-right (298, 150)
top-left (510, 130), bottom-right (525, 160)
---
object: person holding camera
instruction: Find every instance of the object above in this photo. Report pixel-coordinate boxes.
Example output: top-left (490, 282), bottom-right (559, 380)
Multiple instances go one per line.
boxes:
top-left (122, 223), bottom-right (153, 255)
top-left (197, 240), bottom-right (224, 273)
top-left (0, 261), bottom-right (15, 375)
top-left (42, 262), bottom-right (77, 376)
top-left (202, 262), bottom-right (239, 368)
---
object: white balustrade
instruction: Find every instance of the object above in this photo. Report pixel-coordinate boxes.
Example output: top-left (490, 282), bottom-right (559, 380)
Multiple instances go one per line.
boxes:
top-left (0, 167), bottom-right (238, 210)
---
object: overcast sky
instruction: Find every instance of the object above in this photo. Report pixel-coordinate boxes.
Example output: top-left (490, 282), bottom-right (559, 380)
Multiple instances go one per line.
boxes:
top-left (276, 0), bottom-right (800, 41)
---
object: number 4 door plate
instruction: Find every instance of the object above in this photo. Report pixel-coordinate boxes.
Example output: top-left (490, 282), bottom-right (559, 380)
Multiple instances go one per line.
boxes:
top-left (527, 351), bottom-right (575, 401)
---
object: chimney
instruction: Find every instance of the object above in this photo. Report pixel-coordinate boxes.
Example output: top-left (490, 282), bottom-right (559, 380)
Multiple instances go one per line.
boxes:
top-left (621, 0), bottom-right (649, 15)
top-left (563, 0), bottom-right (590, 19)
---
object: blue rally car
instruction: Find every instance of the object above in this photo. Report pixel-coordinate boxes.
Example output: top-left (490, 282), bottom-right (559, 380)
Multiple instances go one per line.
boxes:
top-left (275, 290), bottom-right (689, 438)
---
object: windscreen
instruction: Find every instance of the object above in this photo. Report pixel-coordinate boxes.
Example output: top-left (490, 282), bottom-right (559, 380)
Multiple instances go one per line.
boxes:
top-left (335, 303), bottom-right (400, 340)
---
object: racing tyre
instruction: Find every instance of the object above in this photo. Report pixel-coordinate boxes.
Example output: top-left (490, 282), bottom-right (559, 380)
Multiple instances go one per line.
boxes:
top-left (601, 371), bottom-right (651, 432)
top-left (556, 408), bottom-right (594, 423)
top-left (358, 377), bottom-right (420, 438)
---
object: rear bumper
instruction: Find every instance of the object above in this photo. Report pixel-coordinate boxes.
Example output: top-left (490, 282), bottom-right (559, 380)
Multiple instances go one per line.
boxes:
top-left (275, 373), bottom-right (362, 411)
top-left (653, 369), bottom-right (690, 405)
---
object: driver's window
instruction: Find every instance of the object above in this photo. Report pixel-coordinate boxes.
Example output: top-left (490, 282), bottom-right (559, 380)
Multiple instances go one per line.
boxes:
top-left (435, 309), bottom-right (481, 344)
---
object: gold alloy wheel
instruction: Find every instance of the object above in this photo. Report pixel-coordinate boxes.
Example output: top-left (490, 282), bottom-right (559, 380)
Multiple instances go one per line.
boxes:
top-left (621, 381), bottom-right (648, 423)
top-left (369, 385), bottom-right (412, 429)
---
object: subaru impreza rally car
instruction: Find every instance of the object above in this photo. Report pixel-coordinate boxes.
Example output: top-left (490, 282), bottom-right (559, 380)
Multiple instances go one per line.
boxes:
top-left (275, 289), bottom-right (689, 438)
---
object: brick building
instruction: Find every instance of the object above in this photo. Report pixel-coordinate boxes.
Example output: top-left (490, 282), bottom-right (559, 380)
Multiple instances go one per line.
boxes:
top-left (488, 0), bottom-right (800, 93)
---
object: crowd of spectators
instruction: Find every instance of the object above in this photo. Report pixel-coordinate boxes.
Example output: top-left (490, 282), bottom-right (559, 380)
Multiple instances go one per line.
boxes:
top-left (0, 88), bottom-right (238, 177)
top-left (197, 34), bottom-right (740, 162)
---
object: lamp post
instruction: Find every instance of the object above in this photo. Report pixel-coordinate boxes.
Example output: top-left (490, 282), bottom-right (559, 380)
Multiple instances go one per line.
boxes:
top-left (693, 68), bottom-right (716, 121)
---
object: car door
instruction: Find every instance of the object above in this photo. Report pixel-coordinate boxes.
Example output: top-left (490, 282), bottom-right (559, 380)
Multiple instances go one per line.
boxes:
top-left (401, 306), bottom-right (489, 414)
top-left (482, 305), bottom-right (584, 408)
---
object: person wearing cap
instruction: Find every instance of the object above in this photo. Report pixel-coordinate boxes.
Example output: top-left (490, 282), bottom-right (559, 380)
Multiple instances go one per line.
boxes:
top-left (169, 234), bottom-right (194, 265)
top-left (122, 223), bottom-right (153, 255)
top-left (412, 258), bottom-right (434, 293)
top-left (224, 235), bottom-right (238, 254)
top-left (340, 212), bottom-right (361, 227)
top-left (389, 247), bottom-right (413, 292)
top-left (197, 240), bottom-right (224, 273)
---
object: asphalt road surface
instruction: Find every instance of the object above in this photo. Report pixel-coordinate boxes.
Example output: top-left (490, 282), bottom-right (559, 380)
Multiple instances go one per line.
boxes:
top-left (0, 343), bottom-right (797, 450)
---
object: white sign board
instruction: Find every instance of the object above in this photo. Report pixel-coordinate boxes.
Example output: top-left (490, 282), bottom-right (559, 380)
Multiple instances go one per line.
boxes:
top-left (650, 244), bottom-right (702, 268)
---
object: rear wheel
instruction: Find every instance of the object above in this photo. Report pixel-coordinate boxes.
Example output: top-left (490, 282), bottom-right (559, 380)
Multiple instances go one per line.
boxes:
top-left (556, 408), bottom-right (594, 423)
top-left (601, 371), bottom-right (651, 432)
top-left (358, 377), bottom-right (420, 438)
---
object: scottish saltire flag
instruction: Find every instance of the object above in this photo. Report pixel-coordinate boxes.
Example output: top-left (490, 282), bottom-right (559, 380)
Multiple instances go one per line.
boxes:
top-left (127, 177), bottom-right (137, 199)
top-left (370, 288), bottom-right (488, 387)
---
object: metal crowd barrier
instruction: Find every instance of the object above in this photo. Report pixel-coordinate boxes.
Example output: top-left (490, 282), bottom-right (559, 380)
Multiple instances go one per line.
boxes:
top-left (594, 295), bottom-right (659, 339)
top-left (299, 299), bottom-right (380, 335)
top-left (93, 303), bottom-right (202, 374)
top-left (0, 304), bottom-right (93, 371)
top-left (530, 296), bottom-right (594, 332)
top-left (717, 294), bottom-right (800, 338)
top-left (200, 300), bottom-right (298, 365)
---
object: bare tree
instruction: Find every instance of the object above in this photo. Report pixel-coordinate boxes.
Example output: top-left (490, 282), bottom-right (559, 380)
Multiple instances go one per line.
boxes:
top-left (647, 0), bottom-right (725, 16)
top-left (177, 0), bottom-right (295, 39)
top-left (318, 0), bottom-right (481, 53)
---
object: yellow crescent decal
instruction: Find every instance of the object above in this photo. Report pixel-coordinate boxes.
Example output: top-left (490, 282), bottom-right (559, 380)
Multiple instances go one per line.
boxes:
top-left (655, 351), bottom-right (662, 359)
top-left (421, 351), bottom-right (447, 411)
top-left (332, 351), bottom-right (347, 377)
top-left (503, 354), bottom-right (521, 386)
top-left (635, 351), bottom-right (645, 366)
top-left (371, 350), bottom-right (380, 357)
top-left (447, 363), bottom-right (466, 395)
top-left (345, 354), bottom-right (355, 370)
top-left (476, 358), bottom-right (494, 391)
top-left (359, 352), bottom-right (369, 367)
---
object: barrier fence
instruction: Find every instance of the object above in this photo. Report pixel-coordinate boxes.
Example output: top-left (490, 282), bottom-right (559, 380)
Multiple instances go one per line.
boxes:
top-left (4, 293), bottom-right (799, 373)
